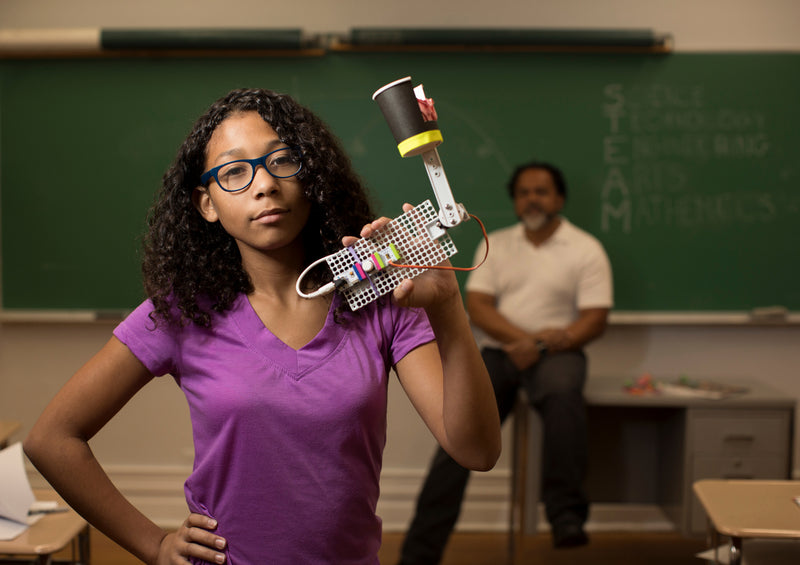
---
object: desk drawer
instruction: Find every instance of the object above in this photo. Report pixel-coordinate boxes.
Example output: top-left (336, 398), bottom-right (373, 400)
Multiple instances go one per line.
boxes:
top-left (692, 455), bottom-right (788, 481)
top-left (690, 410), bottom-right (790, 455)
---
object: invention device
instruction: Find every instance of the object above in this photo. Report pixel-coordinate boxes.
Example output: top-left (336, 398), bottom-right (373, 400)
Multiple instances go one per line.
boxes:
top-left (296, 76), bottom-right (477, 311)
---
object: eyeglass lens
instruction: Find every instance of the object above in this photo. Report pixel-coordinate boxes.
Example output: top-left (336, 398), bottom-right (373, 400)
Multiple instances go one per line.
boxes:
top-left (217, 147), bottom-right (302, 191)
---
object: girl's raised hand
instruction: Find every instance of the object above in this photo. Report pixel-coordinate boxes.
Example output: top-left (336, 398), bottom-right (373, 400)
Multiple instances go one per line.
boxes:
top-left (156, 513), bottom-right (227, 564)
top-left (341, 203), bottom-right (460, 310)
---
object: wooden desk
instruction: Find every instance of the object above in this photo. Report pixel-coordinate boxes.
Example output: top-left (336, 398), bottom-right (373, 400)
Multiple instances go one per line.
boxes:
top-left (0, 489), bottom-right (89, 565)
top-left (0, 422), bottom-right (21, 449)
top-left (509, 377), bottom-right (795, 563)
top-left (693, 479), bottom-right (800, 565)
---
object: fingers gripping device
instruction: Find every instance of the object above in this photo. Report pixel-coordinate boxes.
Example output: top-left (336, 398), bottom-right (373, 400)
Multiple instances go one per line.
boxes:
top-left (297, 77), bottom-right (469, 311)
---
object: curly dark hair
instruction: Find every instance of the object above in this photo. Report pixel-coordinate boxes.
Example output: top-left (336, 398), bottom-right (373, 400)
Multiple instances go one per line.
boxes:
top-left (142, 88), bottom-right (374, 327)
top-left (506, 161), bottom-right (567, 200)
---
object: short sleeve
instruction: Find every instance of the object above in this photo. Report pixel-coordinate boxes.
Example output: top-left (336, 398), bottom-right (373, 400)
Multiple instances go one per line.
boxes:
top-left (113, 300), bottom-right (179, 377)
top-left (383, 300), bottom-right (435, 366)
top-left (576, 239), bottom-right (614, 310)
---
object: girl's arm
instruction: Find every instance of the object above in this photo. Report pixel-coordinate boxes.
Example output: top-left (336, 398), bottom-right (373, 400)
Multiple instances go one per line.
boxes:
top-left (24, 337), bottom-right (226, 565)
top-left (394, 291), bottom-right (501, 471)
top-left (351, 208), bottom-right (502, 471)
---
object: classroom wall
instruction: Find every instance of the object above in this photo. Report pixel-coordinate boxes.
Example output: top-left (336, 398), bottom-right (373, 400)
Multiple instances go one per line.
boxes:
top-left (2, 0), bottom-right (799, 531)
top-left (1, 0), bottom-right (799, 51)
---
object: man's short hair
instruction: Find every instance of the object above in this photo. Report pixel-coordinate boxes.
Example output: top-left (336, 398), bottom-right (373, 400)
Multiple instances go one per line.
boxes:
top-left (507, 161), bottom-right (567, 200)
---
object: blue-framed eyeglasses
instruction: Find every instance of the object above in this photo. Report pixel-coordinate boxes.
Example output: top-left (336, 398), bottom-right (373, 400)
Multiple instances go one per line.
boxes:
top-left (200, 146), bottom-right (303, 192)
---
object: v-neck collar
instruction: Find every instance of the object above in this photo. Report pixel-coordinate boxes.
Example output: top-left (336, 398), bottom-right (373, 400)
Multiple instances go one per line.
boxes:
top-left (230, 292), bottom-right (350, 377)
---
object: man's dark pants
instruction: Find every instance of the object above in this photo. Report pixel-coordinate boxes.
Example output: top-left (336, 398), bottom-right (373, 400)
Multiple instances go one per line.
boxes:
top-left (397, 348), bottom-right (589, 565)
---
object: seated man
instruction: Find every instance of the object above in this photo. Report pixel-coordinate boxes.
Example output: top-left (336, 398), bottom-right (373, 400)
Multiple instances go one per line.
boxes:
top-left (398, 161), bottom-right (614, 564)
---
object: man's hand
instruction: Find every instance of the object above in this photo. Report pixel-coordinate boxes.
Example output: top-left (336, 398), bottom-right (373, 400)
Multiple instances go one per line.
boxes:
top-left (502, 336), bottom-right (542, 371)
top-left (534, 328), bottom-right (574, 351)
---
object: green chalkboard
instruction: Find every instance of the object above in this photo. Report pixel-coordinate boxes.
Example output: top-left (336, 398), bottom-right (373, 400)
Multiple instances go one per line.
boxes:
top-left (1, 52), bottom-right (798, 312)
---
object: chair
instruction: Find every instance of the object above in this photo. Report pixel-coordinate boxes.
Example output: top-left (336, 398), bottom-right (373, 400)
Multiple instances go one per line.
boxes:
top-left (508, 392), bottom-right (543, 565)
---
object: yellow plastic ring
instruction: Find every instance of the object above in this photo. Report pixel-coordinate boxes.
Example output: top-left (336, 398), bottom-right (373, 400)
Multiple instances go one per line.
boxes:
top-left (397, 130), bottom-right (443, 157)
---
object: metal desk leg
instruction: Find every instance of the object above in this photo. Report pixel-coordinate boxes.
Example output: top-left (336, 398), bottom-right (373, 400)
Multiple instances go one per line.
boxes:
top-left (77, 525), bottom-right (91, 564)
top-left (508, 395), bottom-right (528, 565)
top-left (729, 537), bottom-right (742, 565)
top-left (705, 517), bottom-right (721, 564)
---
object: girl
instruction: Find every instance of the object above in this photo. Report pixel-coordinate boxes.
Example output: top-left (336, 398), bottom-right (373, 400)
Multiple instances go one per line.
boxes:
top-left (24, 88), bottom-right (501, 565)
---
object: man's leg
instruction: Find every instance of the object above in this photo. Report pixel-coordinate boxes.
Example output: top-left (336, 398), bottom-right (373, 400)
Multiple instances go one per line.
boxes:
top-left (397, 447), bottom-right (471, 565)
top-left (397, 348), bottom-right (518, 565)
top-left (523, 351), bottom-right (589, 548)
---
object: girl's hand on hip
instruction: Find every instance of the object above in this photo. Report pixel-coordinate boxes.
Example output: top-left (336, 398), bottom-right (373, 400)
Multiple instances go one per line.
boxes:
top-left (156, 513), bottom-right (226, 564)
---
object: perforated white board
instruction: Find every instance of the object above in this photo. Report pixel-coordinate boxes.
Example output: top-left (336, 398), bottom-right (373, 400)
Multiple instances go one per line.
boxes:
top-left (327, 200), bottom-right (457, 310)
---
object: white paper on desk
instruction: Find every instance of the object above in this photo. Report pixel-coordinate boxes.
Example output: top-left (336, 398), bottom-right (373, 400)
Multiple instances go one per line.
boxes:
top-left (0, 442), bottom-right (35, 540)
top-left (0, 516), bottom-right (29, 541)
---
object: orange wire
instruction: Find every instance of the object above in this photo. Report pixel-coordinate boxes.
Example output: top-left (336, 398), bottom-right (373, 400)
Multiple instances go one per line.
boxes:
top-left (387, 213), bottom-right (490, 271)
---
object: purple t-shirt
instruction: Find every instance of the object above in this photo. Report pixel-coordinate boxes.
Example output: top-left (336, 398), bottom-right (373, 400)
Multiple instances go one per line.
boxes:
top-left (113, 293), bottom-right (433, 564)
